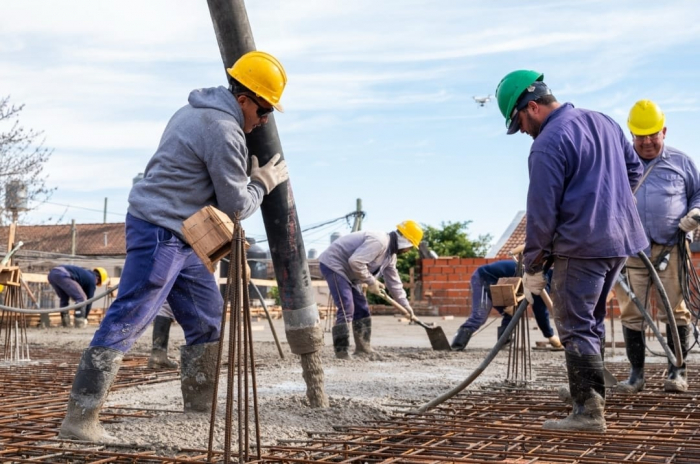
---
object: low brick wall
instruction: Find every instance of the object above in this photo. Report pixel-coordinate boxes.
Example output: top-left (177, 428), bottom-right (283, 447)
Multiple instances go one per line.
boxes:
top-left (419, 256), bottom-right (700, 318)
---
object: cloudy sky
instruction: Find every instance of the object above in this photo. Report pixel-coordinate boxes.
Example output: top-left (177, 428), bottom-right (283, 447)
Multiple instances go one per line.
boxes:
top-left (2, 0), bottom-right (700, 254)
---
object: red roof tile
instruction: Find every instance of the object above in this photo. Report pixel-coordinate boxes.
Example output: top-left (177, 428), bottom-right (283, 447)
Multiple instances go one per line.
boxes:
top-left (0, 223), bottom-right (126, 256)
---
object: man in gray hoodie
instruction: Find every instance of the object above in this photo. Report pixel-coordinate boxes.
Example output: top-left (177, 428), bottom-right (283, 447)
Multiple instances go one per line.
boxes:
top-left (319, 220), bottom-right (423, 359)
top-left (60, 51), bottom-right (290, 442)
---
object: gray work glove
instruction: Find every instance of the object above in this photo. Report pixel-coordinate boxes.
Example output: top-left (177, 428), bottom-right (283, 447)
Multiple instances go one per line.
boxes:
top-left (367, 280), bottom-right (385, 295)
top-left (522, 271), bottom-right (546, 304)
top-left (250, 153), bottom-right (289, 194)
top-left (679, 208), bottom-right (700, 233)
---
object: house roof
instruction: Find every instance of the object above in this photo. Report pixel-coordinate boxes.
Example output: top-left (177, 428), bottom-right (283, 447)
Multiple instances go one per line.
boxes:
top-left (487, 211), bottom-right (526, 259)
top-left (0, 223), bottom-right (126, 256)
top-left (489, 212), bottom-right (700, 256)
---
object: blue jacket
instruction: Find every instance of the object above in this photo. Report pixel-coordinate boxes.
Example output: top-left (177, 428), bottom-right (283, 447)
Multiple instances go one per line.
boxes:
top-left (63, 265), bottom-right (97, 314)
top-left (635, 145), bottom-right (700, 251)
top-left (524, 103), bottom-right (648, 272)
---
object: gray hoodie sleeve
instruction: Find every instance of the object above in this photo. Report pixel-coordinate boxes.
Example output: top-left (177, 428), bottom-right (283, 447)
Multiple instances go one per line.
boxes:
top-left (202, 122), bottom-right (265, 221)
top-left (382, 255), bottom-right (410, 308)
top-left (348, 236), bottom-right (385, 286)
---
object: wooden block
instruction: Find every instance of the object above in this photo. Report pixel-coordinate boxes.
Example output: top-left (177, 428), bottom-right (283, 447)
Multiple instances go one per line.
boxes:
top-left (181, 206), bottom-right (235, 273)
top-left (490, 277), bottom-right (522, 307)
top-left (0, 266), bottom-right (21, 286)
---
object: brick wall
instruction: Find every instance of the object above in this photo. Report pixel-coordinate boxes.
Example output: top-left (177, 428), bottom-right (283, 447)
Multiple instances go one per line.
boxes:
top-left (419, 255), bottom-right (700, 318)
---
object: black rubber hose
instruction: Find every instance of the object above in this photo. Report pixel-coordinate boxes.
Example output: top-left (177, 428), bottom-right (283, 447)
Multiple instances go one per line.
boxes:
top-left (636, 251), bottom-right (683, 367)
top-left (413, 298), bottom-right (529, 413)
top-left (0, 285), bottom-right (118, 314)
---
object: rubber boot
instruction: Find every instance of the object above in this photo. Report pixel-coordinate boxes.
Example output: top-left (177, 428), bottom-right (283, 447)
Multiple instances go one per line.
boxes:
top-left (332, 323), bottom-right (353, 360)
top-left (148, 316), bottom-right (179, 369)
top-left (543, 351), bottom-right (606, 432)
top-left (61, 311), bottom-right (71, 328)
top-left (74, 317), bottom-right (88, 328)
top-left (450, 327), bottom-right (473, 351)
top-left (615, 327), bottom-right (645, 394)
top-left (559, 337), bottom-right (605, 405)
top-left (352, 317), bottom-right (373, 355)
top-left (497, 324), bottom-right (511, 347)
top-left (180, 341), bottom-right (218, 413)
top-left (58, 346), bottom-right (124, 441)
top-left (665, 324), bottom-right (689, 393)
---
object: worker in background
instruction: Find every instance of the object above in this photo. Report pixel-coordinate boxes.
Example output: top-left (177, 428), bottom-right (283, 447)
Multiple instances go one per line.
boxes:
top-left (496, 70), bottom-right (647, 432)
top-left (47, 265), bottom-right (108, 328)
top-left (59, 51), bottom-right (290, 442)
top-left (450, 259), bottom-right (561, 351)
top-left (319, 221), bottom-right (423, 359)
top-left (614, 100), bottom-right (700, 394)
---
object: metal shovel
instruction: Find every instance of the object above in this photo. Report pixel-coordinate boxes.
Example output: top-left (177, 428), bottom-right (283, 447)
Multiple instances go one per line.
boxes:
top-left (379, 291), bottom-right (452, 351)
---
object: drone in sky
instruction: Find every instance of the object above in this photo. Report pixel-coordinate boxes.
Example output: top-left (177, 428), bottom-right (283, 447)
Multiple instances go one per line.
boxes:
top-left (473, 95), bottom-right (492, 107)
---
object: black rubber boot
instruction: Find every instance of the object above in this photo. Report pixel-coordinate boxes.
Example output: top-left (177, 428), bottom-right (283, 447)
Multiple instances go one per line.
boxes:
top-left (665, 324), bottom-right (689, 393)
top-left (58, 347), bottom-right (124, 441)
top-left (61, 311), bottom-right (71, 328)
top-left (352, 317), bottom-right (373, 355)
top-left (543, 351), bottom-right (606, 432)
top-left (332, 323), bottom-right (352, 359)
top-left (497, 324), bottom-right (511, 347)
top-left (148, 316), bottom-right (179, 369)
top-left (180, 341), bottom-right (218, 413)
top-left (451, 327), bottom-right (473, 351)
top-left (616, 327), bottom-right (645, 394)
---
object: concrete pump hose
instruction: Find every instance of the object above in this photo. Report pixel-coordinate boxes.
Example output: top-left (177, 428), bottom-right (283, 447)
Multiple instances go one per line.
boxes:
top-left (636, 251), bottom-right (684, 367)
top-left (617, 275), bottom-right (679, 366)
top-left (414, 298), bottom-right (529, 414)
top-left (0, 285), bottom-right (119, 315)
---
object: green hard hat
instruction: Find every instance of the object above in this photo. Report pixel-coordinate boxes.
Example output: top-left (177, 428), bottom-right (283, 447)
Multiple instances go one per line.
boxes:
top-left (495, 70), bottom-right (544, 132)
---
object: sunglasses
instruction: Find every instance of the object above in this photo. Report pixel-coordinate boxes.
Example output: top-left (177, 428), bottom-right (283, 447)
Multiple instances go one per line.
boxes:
top-left (244, 94), bottom-right (274, 118)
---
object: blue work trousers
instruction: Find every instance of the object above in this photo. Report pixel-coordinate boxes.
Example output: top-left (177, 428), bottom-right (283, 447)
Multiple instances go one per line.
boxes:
top-left (460, 261), bottom-right (555, 338)
top-left (48, 267), bottom-right (89, 318)
top-left (320, 263), bottom-right (371, 325)
top-left (550, 256), bottom-right (625, 355)
top-left (91, 213), bottom-right (223, 352)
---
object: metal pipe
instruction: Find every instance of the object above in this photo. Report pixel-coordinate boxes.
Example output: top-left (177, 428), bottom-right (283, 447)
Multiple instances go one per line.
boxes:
top-left (206, 0), bottom-right (327, 407)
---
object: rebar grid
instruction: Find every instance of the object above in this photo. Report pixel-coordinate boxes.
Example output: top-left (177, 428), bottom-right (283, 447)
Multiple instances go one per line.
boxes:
top-left (262, 363), bottom-right (700, 464)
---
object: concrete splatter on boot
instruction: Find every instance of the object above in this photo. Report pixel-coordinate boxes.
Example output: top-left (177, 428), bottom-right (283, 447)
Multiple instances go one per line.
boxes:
top-left (148, 316), bottom-right (179, 369)
top-left (664, 324), bottom-right (689, 393)
top-left (180, 341), bottom-right (218, 413)
top-left (615, 327), bottom-right (645, 394)
top-left (59, 346), bottom-right (124, 441)
top-left (352, 317), bottom-right (373, 356)
top-left (543, 351), bottom-right (606, 432)
top-left (332, 323), bottom-right (353, 360)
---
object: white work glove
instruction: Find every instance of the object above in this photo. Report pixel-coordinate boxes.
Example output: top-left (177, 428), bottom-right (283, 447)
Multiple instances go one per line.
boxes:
top-left (367, 280), bottom-right (385, 295)
top-left (250, 153), bottom-right (289, 194)
top-left (522, 271), bottom-right (546, 304)
top-left (679, 208), bottom-right (700, 233)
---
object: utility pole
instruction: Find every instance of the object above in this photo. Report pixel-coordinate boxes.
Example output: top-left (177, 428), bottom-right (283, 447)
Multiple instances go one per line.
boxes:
top-left (103, 198), bottom-right (108, 224)
top-left (70, 219), bottom-right (77, 256)
top-left (206, 0), bottom-right (327, 408)
top-left (351, 198), bottom-right (363, 232)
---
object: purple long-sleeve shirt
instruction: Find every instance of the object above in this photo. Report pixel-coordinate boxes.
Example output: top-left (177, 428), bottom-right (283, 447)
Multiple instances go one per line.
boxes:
top-left (524, 103), bottom-right (648, 273)
top-left (635, 145), bottom-right (700, 251)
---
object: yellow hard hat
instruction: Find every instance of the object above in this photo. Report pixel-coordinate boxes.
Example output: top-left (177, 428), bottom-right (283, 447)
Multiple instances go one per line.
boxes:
top-left (396, 220), bottom-right (423, 248)
top-left (94, 267), bottom-right (109, 286)
top-left (0, 284), bottom-right (4, 293)
top-left (227, 51), bottom-right (287, 112)
top-left (628, 99), bottom-right (665, 136)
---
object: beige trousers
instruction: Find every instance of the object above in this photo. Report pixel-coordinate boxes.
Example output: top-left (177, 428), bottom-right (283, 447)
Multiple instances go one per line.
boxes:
top-left (615, 244), bottom-right (691, 331)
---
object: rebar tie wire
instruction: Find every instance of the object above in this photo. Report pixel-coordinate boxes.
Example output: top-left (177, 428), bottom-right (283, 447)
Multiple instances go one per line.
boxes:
top-left (207, 220), bottom-right (261, 463)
